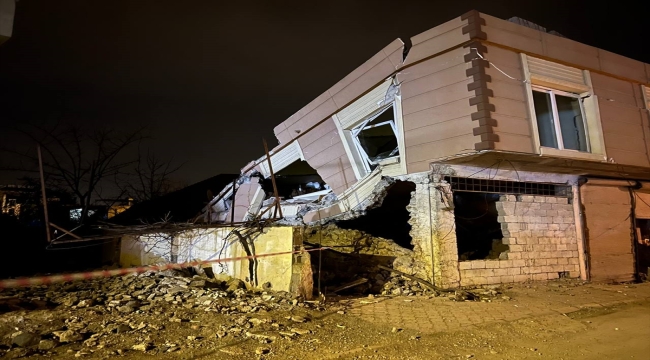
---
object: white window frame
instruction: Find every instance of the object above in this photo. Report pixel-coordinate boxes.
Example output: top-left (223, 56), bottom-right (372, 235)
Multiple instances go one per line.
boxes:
top-left (521, 54), bottom-right (607, 162)
top-left (350, 107), bottom-right (400, 173)
top-left (531, 85), bottom-right (591, 153)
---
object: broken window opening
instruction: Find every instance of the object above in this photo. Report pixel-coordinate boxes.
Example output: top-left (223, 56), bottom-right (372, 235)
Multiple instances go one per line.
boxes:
top-left (260, 160), bottom-right (327, 200)
top-left (352, 105), bottom-right (399, 172)
top-left (337, 181), bottom-right (415, 249)
top-left (453, 192), bottom-right (507, 261)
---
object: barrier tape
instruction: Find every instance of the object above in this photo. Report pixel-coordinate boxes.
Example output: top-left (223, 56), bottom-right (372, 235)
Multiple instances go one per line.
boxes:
top-left (0, 247), bottom-right (329, 290)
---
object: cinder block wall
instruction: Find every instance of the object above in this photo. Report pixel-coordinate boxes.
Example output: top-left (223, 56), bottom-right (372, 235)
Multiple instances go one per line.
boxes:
top-left (459, 194), bottom-right (580, 286)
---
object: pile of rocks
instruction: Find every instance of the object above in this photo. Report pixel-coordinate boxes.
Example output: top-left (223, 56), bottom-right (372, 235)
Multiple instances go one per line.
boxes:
top-left (447, 286), bottom-right (511, 302)
top-left (0, 270), bottom-right (324, 357)
top-left (378, 275), bottom-right (511, 302)
top-left (380, 275), bottom-right (438, 297)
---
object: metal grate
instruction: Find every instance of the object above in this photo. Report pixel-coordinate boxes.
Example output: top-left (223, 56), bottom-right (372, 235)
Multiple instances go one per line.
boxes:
top-left (444, 176), bottom-right (570, 197)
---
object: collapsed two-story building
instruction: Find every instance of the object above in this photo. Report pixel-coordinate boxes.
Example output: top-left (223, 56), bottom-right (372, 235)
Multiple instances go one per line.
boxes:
top-left (123, 10), bottom-right (650, 291)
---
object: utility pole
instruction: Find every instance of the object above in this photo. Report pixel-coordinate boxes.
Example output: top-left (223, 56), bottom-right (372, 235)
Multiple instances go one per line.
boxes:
top-left (37, 144), bottom-right (51, 243)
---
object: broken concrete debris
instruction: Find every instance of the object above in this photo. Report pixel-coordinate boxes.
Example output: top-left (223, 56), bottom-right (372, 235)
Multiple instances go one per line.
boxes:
top-left (0, 270), bottom-right (327, 357)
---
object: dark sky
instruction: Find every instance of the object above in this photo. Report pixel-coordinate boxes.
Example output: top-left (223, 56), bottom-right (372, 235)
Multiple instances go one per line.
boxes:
top-left (1, 0), bottom-right (648, 186)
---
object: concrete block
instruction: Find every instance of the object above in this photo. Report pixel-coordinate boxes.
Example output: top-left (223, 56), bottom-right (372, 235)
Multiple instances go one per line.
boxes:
top-left (557, 258), bottom-right (569, 265)
top-left (542, 265), bottom-right (554, 273)
top-left (492, 268), bottom-right (508, 277)
top-left (470, 260), bottom-right (486, 269)
top-left (507, 267), bottom-right (521, 276)
top-left (557, 244), bottom-right (568, 251)
top-left (540, 203), bottom-right (553, 210)
top-left (486, 276), bottom-right (501, 285)
top-left (499, 275), bottom-right (515, 283)
top-left (547, 272), bottom-right (559, 280)
top-left (546, 258), bottom-right (558, 265)
top-left (555, 198), bottom-right (569, 204)
top-left (502, 237), bottom-right (516, 245)
top-left (512, 259), bottom-right (526, 267)
top-left (568, 257), bottom-right (579, 265)
top-left (530, 266), bottom-right (544, 274)
top-left (551, 264), bottom-right (565, 272)
top-left (498, 260), bottom-right (513, 268)
top-left (545, 197), bottom-right (557, 204)
top-left (569, 271), bottom-right (580, 278)
top-left (532, 273), bottom-right (549, 281)
top-left (513, 274), bottom-right (530, 283)
top-left (459, 261), bottom-right (472, 270)
top-left (470, 276), bottom-right (488, 285)
top-left (533, 196), bottom-right (547, 203)
top-left (567, 244), bottom-right (578, 251)
top-left (509, 245), bottom-right (523, 252)
top-left (519, 195), bottom-right (535, 202)
top-left (508, 252), bottom-right (522, 259)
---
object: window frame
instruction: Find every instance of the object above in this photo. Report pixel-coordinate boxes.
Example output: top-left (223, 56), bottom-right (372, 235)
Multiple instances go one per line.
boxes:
top-left (531, 85), bottom-right (591, 153)
top-left (520, 54), bottom-right (607, 162)
top-left (351, 112), bottom-right (400, 171)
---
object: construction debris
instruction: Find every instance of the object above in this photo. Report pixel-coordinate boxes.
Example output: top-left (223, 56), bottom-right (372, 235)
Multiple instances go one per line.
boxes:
top-left (0, 270), bottom-right (325, 357)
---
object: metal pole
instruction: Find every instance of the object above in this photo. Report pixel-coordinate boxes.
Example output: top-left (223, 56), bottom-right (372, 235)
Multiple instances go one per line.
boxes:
top-left (263, 139), bottom-right (283, 219)
top-left (230, 178), bottom-right (237, 225)
top-left (37, 144), bottom-right (52, 243)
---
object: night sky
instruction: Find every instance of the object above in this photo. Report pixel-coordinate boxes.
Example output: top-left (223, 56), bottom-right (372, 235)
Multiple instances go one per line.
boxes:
top-left (1, 0), bottom-right (648, 187)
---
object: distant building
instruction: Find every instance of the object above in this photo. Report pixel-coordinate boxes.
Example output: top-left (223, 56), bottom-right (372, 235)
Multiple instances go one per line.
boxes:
top-left (94, 198), bottom-right (134, 219)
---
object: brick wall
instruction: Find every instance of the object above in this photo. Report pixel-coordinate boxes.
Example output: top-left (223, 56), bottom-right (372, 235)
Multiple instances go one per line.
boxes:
top-left (458, 194), bottom-right (580, 286)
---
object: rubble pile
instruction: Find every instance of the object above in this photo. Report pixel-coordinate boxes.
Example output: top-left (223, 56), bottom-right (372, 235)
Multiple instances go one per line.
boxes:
top-left (0, 271), bottom-right (325, 358)
top-left (447, 287), bottom-right (511, 302)
top-left (380, 275), bottom-right (438, 297)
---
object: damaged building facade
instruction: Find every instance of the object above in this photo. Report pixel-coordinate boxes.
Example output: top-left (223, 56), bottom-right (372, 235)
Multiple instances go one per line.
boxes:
top-left (123, 10), bottom-right (650, 291)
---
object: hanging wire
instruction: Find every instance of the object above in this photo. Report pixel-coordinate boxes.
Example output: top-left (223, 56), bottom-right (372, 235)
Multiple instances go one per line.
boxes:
top-left (470, 48), bottom-right (528, 83)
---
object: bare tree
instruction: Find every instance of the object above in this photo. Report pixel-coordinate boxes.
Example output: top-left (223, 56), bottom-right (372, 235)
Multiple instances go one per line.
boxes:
top-left (122, 149), bottom-right (184, 202)
top-left (1, 122), bottom-right (146, 224)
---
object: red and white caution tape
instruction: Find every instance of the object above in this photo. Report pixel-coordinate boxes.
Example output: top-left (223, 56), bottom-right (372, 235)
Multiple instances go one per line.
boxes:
top-left (0, 247), bottom-right (329, 290)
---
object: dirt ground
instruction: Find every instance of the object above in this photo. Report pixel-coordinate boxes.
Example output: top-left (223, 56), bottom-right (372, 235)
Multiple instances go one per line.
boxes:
top-left (1, 279), bottom-right (649, 359)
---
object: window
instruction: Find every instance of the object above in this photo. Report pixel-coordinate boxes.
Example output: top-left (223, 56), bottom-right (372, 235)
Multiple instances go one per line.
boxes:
top-left (522, 54), bottom-right (606, 160)
top-left (350, 105), bottom-right (399, 172)
top-left (532, 87), bottom-right (589, 152)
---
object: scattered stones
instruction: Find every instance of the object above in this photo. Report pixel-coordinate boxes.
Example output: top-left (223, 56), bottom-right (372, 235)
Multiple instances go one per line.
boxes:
top-left (382, 275), bottom-right (437, 297)
top-left (255, 347), bottom-right (270, 355)
top-left (132, 343), bottom-right (150, 351)
top-left (226, 279), bottom-right (246, 292)
top-left (290, 315), bottom-right (308, 323)
top-left (0, 270), bottom-right (328, 354)
top-left (11, 331), bottom-right (40, 347)
top-left (53, 330), bottom-right (83, 343)
top-left (38, 339), bottom-right (59, 351)
top-left (77, 299), bottom-right (94, 308)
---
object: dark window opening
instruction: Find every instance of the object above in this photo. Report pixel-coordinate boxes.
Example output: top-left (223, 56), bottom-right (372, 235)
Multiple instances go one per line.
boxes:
top-left (445, 176), bottom-right (570, 197)
top-left (260, 160), bottom-right (326, 200)
top-left (453, 192), bottom-right (507, 261)
top-left (635, 219), bottom-right (650, 281)
top-left (337, 181), bottom-right (416, 249)
top-left (356, 108), bottom-right (399, 163)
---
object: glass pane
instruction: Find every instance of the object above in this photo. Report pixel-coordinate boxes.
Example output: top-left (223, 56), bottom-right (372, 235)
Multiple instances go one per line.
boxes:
top-left (357, 123), bottom-right (399, 162)
top-left (555, 94), bottom-right (588, 152)
top-left (532, 91), bottom-right (558, 148)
